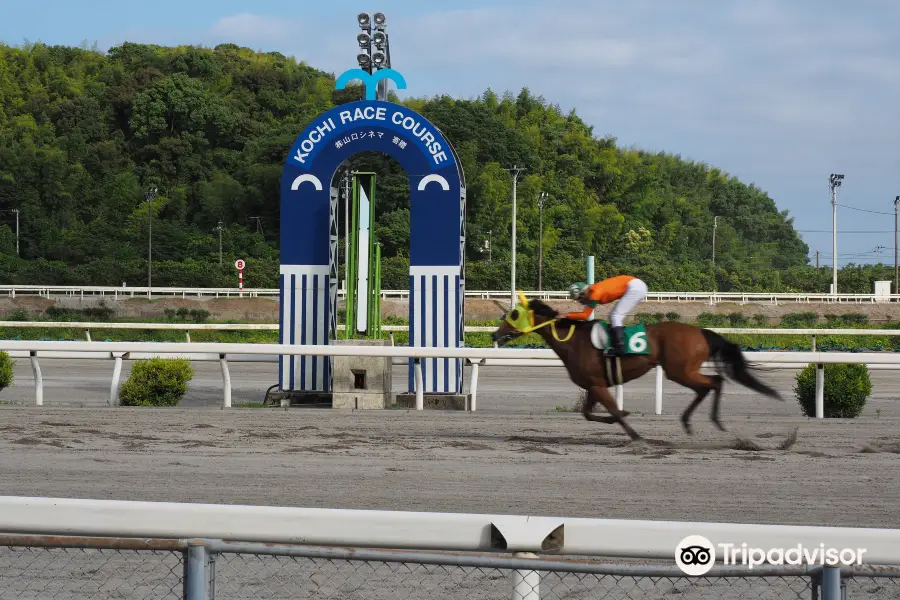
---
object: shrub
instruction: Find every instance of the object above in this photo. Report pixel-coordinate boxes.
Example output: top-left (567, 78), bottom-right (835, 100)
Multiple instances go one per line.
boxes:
top-left (840, 312), bottom-right (869, 325)
top-left (727, 312), bottom-right (748, 327)
top-left (751, 314), bottom-right (768, 326)
top-left (665, 312), bottom-right (681, 321)
top-left (0, 351), bottom-right (13, 392)
top-left (633, 312), bottom-right (661, 324)
top-left (164, 307), bottom-right (210, 323)
top-left (5, 308), bottom-right (29, 321)
top-left (119, 358), bottom-right (194, 407)
top-left (697, 312), bottom-right (727, 327)
top-left (793, 363), bottom-right (871, 418)
top-left (781, 312), bottom-right (818, 327)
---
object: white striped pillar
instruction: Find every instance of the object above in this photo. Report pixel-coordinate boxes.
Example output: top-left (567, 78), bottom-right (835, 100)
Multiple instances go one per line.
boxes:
top-left (408, 266), bottom-right (463, 394)
top-left (279, 265), bottom-right (331, 392)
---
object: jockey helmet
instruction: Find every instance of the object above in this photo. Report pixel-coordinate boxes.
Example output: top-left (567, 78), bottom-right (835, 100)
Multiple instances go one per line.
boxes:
top-left (569, 282), bottom-right (587, 300)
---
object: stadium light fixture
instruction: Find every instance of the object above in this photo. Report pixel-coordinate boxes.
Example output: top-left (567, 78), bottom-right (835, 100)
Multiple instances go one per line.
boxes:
top-left (828, 173), bottom-right (845, 295)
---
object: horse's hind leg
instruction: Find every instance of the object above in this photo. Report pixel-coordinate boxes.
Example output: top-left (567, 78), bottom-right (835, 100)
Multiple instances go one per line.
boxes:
top-left (707, 375), bottom-right (726, 431)
top-left (583, 386), bottom-right (641, 441)
top-left (670, 371), bottom-right (721, 435)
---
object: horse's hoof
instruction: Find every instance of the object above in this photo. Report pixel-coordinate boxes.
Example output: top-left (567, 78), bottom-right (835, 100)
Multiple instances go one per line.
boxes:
top-left (712, 419), bottom-right (727, 432)
top-left (681, 421), bottom-right (693, 436)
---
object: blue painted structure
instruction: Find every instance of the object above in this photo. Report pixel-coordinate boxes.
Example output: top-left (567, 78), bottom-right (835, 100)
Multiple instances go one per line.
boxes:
top-left (279, 97), bottom-right (466, 395)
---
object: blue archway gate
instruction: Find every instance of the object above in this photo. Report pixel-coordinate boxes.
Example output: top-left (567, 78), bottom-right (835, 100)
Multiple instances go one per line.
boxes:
top-left (279, 99), bottom-right (466, 396)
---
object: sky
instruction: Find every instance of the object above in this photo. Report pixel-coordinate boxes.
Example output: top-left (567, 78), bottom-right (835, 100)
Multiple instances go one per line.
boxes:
top-left (4, 0), bottom-right (900, 268)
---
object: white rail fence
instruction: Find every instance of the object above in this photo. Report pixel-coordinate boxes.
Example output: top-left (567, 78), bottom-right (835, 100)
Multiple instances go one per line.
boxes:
top-left (2, 284), bottom-right (899, 304)
top-left (0, 494), bottom-right (896, 600)
top-left (1, 495), bottom-right (898, 564)
top-left (0, 339), bottom-right (897, 418)
top-left (4, 320), bottom-right (900, 348)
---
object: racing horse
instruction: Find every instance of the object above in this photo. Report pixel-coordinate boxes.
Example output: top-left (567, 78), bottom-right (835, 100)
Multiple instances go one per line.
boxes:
top-left (490, 293), bottom-right (782, 441)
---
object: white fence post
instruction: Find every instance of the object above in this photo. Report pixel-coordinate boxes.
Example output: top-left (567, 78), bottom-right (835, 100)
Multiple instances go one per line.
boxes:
top-left (510, 552), bottom-right (540, 600)
top-left (414, 358), bottom-right (423, 410)
top-left (29, 352), bottom-right (42, 406)
top-left (220, 354), bottom-right (231, 408)
top-left (469, 359), bottom-right (483, 411)
top-left (109, 355), bottom-right (123, 406)
top-left (655, 366), bottom-right (663, 414)
top-left (815, 363), bottom-right (825, 418)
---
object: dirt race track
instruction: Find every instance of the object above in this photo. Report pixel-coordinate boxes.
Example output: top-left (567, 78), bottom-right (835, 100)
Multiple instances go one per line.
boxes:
top-left (0, 360), bottom-right (899, 528)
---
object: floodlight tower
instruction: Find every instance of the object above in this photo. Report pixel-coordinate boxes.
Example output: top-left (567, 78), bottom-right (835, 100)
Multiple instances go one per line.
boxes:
top-left (357, 12), bottom-right (392, 100)
top-left (829, 173), bottom-right (844, 295)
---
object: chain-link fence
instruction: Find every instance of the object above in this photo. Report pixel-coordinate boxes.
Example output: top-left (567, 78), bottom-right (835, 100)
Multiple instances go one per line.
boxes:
top-left (1, 535), bottom-right (898, 599)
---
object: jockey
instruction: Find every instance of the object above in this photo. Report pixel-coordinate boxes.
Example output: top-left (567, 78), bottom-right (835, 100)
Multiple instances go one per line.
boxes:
top-left (565, 275), bottom-right (649, 356)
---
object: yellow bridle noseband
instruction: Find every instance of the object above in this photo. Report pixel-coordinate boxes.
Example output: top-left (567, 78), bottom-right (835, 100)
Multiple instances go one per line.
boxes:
top-left (502, 291), bottom-right (575, 342)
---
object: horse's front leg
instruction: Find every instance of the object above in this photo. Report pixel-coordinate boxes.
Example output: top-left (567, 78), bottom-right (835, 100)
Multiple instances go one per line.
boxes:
top-left (583, 386), bottom-right (640, 440)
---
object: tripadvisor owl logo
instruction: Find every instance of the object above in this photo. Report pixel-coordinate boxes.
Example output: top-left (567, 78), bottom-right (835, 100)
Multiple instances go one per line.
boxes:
top-left (675, 535), bottom-right (715, 576)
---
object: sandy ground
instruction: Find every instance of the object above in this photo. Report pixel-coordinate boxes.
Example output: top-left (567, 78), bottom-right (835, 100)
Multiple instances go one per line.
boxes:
top-left (2, 361), bottom-right (900, 598)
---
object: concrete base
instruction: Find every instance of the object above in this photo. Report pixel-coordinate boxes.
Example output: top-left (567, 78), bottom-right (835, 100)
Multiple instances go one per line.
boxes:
top-left (394, 393), bottom-right (471, 411)
top-left (332, 393), bottom-right (393, 410)
top-left (330, 338), bottom-right (392, 410)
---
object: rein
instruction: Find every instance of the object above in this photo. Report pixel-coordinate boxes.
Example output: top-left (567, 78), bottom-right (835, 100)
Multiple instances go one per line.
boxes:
top-left (503, 291), bottom-right (576, 342)
top-left (504, 306), bottom-right (576, 343)
top-left (515, 318), bottom-right (575, 342)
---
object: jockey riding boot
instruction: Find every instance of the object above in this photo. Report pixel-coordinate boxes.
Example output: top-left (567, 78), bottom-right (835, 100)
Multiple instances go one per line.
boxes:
top-left (605, 326), bottom-right (626, 357)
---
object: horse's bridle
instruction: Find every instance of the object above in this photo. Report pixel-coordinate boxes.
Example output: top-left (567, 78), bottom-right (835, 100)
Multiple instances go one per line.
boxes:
top-left (503, 291), bottom-right (575, 342)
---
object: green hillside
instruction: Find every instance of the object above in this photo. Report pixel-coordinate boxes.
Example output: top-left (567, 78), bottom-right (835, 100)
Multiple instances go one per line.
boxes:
top-left (0, 41), bottom-right (891, 292)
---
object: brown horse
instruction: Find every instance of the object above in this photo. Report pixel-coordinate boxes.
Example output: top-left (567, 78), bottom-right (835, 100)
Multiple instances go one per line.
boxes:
top-left (490, 293), bottom-right (782, 441)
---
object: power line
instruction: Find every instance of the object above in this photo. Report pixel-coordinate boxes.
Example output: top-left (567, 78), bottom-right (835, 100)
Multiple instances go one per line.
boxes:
top-left (835, 203), bottom-right (894, 215)
top-left (797, 230), bottom-right (893, 233)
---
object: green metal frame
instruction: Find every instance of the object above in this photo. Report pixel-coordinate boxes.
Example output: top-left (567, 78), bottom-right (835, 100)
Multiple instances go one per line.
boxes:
top-left (344, 172), bottom-right (381, 340)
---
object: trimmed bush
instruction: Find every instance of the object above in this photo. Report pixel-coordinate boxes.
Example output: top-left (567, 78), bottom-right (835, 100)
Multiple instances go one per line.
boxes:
top-left (697, 312), bottom-right (727, 327)
top-left (727, 312), bottom-right (748, 327)
top-left (119, 358), bottom-right (194, 407)
top-left (0, 351), bottom-right (13, 392)
top-left (633, 312), bottom-right (662, 324)
top-left (840, 312), bottom-right (869, 325)
top-left (665, 312), bottom-right (681, 321)
top-left (793, 363), bottom-right (871, 418)
top-left (781, 312), bottom-right (818, 327)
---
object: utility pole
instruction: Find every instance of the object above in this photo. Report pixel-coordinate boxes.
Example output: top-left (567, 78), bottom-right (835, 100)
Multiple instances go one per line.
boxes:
top-left (145, 186), bottom-right (158, 293)
top-left (829, 174), bottom-right (844, 295)
top-left (13, 208), bottom-right (19, 256)
top-left (712, 215), bottom-right (718, 292)
top-left (815, 250), bottom-right (819, 269)
top-left (712, 216), bottom-right (718, 268)
top-left (894, 196), bottom-right (898, 294)
top-left (215, 220), bottom-right (224, 266)
top-left (503, 165), bottom-right (525, 307)
top-left (538, 192), bottom-right (547, 291)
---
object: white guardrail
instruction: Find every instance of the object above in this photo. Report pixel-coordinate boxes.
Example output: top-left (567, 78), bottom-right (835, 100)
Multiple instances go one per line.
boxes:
top-left (0, 338), bottom-right (898, 418)
top-left (1, 284), bottom-right (899, 304)
top-left (4, 320), bottom-right (900, 340)
top-left (0, 495), bottom-right (899, 566)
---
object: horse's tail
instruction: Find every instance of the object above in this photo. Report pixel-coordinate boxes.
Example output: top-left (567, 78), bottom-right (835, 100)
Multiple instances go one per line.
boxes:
top-left (701, 329), bottom-right (783, 401)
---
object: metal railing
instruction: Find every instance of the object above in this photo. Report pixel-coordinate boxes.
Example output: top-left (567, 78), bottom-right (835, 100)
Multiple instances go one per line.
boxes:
top-left (1, 495), bottom-right (899, 599)
top-left (0, 535), bottom-right (897, 599)
top-left (2, 284), bottom-right (899, 304)
top-left (2, 339), bottom-right (900, 416)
